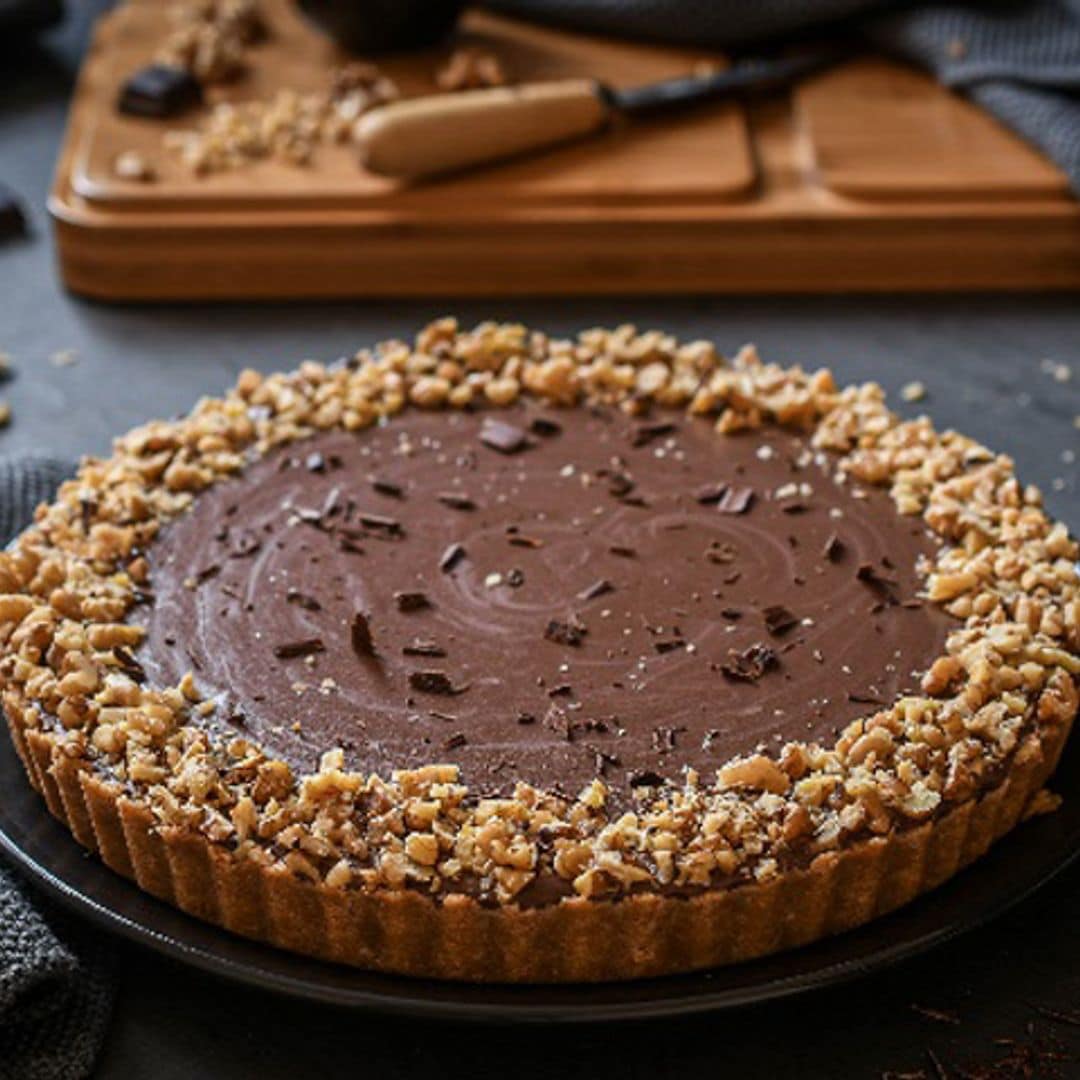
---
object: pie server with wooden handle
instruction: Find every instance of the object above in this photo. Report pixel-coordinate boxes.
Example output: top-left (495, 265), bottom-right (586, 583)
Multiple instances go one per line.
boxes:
top-left (357, 50), bottom-right (839, 181)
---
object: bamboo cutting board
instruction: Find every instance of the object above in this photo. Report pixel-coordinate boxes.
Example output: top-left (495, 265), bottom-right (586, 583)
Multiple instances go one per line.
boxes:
top-left (50, 0), bottom-right (1080, 298)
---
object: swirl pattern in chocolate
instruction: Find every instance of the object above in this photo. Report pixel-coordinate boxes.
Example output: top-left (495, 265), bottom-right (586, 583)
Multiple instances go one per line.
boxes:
top-left (139, 406), bottom-right (954, 799)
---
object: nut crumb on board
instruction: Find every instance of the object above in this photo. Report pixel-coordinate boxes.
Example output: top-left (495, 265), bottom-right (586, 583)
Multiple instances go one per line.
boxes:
top-left (436, 49), bottom-right (509, 92)
top-left (114, 150), bottom-right (157, 182)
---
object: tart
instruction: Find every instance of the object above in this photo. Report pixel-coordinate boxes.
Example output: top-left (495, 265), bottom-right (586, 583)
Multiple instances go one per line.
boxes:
top-left (2, 321), bottom-right (1076, 982)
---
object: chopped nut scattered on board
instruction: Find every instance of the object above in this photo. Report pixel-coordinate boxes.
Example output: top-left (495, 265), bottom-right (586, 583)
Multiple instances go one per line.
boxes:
top-left (165, 65), bottom-right (399, 174)
top-left (436, 49), bottom-right (509, 92)
top-left (157, 0), bottom-right (266, 84)
top-left (900, 380), bottom-right (926, 402)
top-left (0, 402), bottom-right (11, 428)
top-left (114, 150), bottom-right (156, 182)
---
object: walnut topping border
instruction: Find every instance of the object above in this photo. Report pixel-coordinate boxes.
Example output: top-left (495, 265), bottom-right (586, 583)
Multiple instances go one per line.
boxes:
top-left (1, 320), bottom-right (1076, 905)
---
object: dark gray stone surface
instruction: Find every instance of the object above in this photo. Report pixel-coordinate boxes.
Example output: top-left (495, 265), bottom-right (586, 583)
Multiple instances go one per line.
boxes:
top-left (0, 5), bottom-right (1077, 1077)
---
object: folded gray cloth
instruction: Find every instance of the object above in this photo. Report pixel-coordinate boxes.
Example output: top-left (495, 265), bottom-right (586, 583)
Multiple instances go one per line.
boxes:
top-left (0, 454), bottom-right (115, 1080)
top-left (488, 0), bottom-right (1080, 194)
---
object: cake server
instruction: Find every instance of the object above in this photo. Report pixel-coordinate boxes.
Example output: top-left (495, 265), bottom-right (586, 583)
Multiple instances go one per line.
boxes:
top-left (357, 50), bottom-right (839, 181)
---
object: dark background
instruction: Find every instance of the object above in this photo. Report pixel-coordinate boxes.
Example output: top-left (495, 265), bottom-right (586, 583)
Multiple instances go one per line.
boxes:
top-left (2, 4), bottom-right (1079, 1077)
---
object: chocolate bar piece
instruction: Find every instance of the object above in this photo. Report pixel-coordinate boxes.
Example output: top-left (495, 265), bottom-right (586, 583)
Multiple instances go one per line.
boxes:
top-left (118, 64), bottom-right (202, 118)
top-left (0, 183), bottom-right (26, 240)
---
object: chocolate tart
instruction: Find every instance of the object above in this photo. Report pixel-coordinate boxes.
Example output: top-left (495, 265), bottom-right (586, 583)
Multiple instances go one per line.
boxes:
top-left (2, 321), bottom-right (1076, 982)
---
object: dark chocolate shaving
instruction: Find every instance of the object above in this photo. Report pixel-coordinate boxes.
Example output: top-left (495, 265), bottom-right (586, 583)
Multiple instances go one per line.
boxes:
top-left (529, 416), bottom-right (562, 437)
top-left (628, 770), bottom-right (665, 789)
top-left (305, 452), bottom-right (325, 473)
top-left (394, 591), bottom-right (430, 612)
top-left (696, 482), bottom-right (729, 505)
top-left (544, 617), bottom-right (587, 647)
top-left (403, 640), bottom-right (446, 658)
top-left (112, 646), bottom-right (146, 684)
top-left (371, 478), bottom-right (403, 498)
top-left (359, 513), bottom-right (403, 536)
top-left (480, 418), bottom-right (529, 454)
top-left (823, 533), bottom-right (846, 562)
top-left (577, 579), bottom-right (614, 602)
top-left (350, 612), bottom-right (375, 658)
top-left (437, 492), bottom-right (476, 511)
top-left (631, 421), bottom-right (677, 447)
top-left (285, 588), bottom-right (322, 612)
top-left (763, 604), bottom-right (800, 636)
top-left (273, 638), bottom-right (325, 660)
top-left (409, 670), bottom-right (463, 696)
top-left (716, 486), bottom-right (755, 514)
top-left (856, 562), bottom-right (900, 604)
top-left (439, 543), bottom-right (466, 572)
top-left (653, 638), bottom-right (686, 654)
top-left (443, 732), bottom-right (468, 750)
top-left (609, 545), bottom-right (636, 558)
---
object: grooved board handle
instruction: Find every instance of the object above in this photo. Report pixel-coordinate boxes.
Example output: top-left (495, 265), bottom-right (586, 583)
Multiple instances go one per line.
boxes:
top-left (357, 79), bottom-right (610, 179)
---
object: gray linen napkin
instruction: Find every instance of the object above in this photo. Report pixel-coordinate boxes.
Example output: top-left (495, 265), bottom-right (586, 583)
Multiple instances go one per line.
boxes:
top-left (488, 0), bottom-right (1080, 194)
top-left (0, 454), bottom-right (115, 1080)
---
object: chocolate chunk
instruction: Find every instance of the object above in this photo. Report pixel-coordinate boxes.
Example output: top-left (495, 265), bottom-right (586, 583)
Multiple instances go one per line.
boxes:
top-left (720, 607), bottom-right (742, 620)
top-left (285, 588), bottom-right (322, 612)
top-left (480, 418), bottom-right (529, 454)
top-left (274, 638), bottom-right (325, 659)
top-left (229, 529), bottom-right (261, 558)
top-left (403, 640), bottom-right (446, 658)
top-left (394, 591), bottom-right (430, 612)
top-left (632, 421), bottom-right (677, 447)
top-left (847, 691), bottom-right (885, 705)
top-left (763, 604), bottom-right (799, 636)
top-left (628, 770), bottom-right (665, 789)
top-left (508, 534), bottom-right (544, 549)
top-left (823, 533), bottom-right (846, 562)
top-left (350, 612), bottom-right (375, 657)
top-left (112, 646), bottom-right (146, 684)
top-left (696, 482), bottom-right (729, 505)
top-left (781, 502), bottom-right (808, 515)
top-left (716, 486), bottom-right (755, 514)
top-left (529, 416), bottom-right (562, 437)
top-left (607, 472), bottom-right (635, 498)
top-left (577, 579), bottom-right (614, 602)
top-left (118, 64), bottom-right (202, 118)
top-left (339, 537), bottom-right (365, 555)
top-left (409, 670), bottom-right (462, 696)
top-left (609, 545), bottom-right (636, 558)
top-left (654, 638), bottom-right (686, 654)
top-left (856, 562), bottom-right (899, 604)
top-left (371, 478), bottom-right (403, 498)
top-left (439, 542), bottom-right (466, 572)
top-left (516, 711), bottom-right (537, 725)
top-left (0, 183), bottom-right (27, 241)
top-left (443, 732), bottom-right (468, 750)
top-left (544, 617), bottom-right (587, 647)
top-left (505, 568), bottom-right (526, 588)
top-left (720, 642), bottom-right (779, 682)
top-left (359, 513), bottom-right (403, 536)
top-left (437, 492), bottom-right (476, 511)
top-left (305, 452), bottom-right (326, 473)
top-left (194, 564), bottom-right (220, 584)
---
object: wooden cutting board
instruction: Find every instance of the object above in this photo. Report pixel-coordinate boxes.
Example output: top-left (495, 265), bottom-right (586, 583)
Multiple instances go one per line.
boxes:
top-left (50, 0), bottom-right (1080, 298)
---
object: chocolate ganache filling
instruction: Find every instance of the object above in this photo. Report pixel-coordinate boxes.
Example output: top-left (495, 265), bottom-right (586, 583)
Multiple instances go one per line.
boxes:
top-left (139, 406), bottom-right (954, 802)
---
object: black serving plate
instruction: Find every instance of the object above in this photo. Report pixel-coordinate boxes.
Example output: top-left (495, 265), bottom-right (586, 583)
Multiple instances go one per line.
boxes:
top-left (1, 728), bottom-right (1077, 1023)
